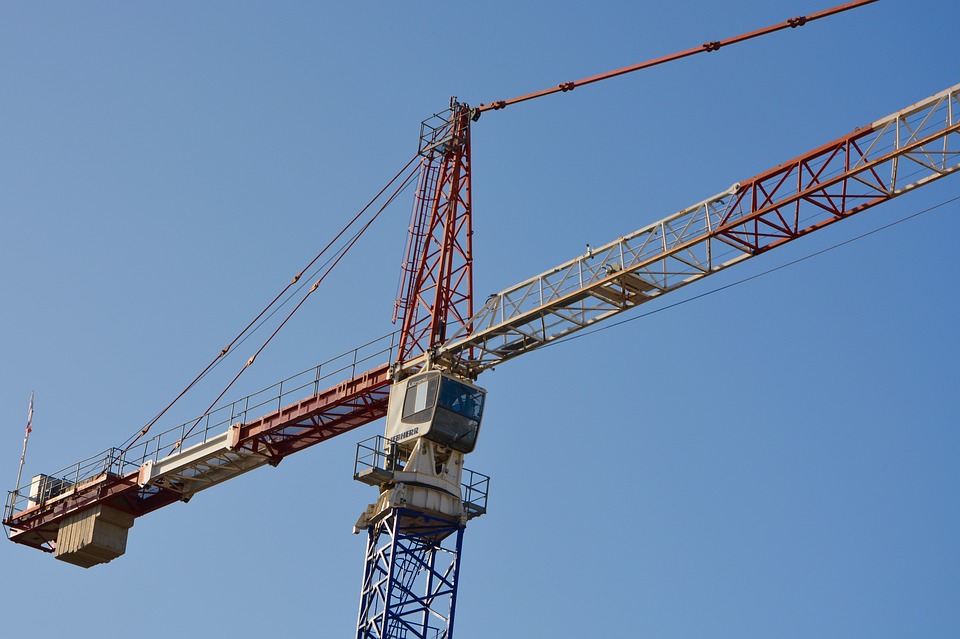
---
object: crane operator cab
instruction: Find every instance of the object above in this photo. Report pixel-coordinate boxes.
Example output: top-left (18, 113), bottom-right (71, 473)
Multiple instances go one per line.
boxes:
top-left (385, 370), bottom-right (485, 454)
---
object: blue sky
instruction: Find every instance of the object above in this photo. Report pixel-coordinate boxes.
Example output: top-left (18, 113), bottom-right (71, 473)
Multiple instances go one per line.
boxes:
top-left (2, 1), bottom-right (958, 637)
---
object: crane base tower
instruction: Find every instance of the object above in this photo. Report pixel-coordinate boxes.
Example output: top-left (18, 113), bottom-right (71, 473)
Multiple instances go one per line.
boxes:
top-left (356, 508), bottom-right (465, 639)
top-left (353, 430), bottom-right (489, 639)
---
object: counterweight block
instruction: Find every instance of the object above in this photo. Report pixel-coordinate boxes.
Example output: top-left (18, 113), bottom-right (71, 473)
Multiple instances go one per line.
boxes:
top-left (54, 505), bottom-right (134, 568)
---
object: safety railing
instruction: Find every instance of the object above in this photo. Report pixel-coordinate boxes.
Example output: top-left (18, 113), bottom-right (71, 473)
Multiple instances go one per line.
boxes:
top-left (461, 468), bottom-right (490, 518)
top-left (4, 446), bottom-right (141, 521)
top-left (354, 434), bottom-right (400, 479)
top-left (353, 435), bottom-right (490, 519)
top-left (5, 332), bottom-right (399, 523)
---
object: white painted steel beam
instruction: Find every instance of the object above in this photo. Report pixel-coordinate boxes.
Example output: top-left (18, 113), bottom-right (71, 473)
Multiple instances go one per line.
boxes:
top-left (137, 429), bottom-right (270, 500)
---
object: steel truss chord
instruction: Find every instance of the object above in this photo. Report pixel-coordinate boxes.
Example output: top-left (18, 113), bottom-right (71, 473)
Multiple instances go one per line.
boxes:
top-left (436, 83), bottom-right (960, 374)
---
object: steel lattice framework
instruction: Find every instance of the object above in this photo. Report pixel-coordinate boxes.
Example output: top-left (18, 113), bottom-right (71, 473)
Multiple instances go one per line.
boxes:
top-left (436, 83), bottom-right (960, 375)
top-left (394, 101), bottom-right (476, 365)
top-left (357, 509), bottom-right (464, 639)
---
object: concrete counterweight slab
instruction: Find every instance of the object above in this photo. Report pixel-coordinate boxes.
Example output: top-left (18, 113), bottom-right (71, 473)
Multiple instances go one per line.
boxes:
top-left (54, 505), bottom-right (135, 568)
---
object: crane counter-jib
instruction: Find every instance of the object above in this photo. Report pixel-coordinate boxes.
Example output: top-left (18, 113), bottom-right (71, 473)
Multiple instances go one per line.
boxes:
top-left (5, 80), bottom-right (959, 566)
top-left (2, 335), bottom-right (398, 563)
top-left (436, 82), bottom-right (960, 375)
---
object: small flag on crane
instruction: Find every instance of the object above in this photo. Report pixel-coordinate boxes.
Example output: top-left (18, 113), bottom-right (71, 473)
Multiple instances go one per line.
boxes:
top-left (26, 391), bottom-right (34, 435)
top-left (15, 391), bottom-right (34, 494)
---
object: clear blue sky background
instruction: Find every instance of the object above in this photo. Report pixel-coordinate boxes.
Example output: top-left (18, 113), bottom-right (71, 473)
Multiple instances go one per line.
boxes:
top-left (2, 1), bottom-right (958, 637)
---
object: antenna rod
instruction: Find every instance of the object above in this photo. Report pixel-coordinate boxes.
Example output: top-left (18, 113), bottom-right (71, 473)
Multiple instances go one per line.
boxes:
top-left (476, 0), bottom-right (879, 114)
top-left (13, 391), bottom-right (33, 503)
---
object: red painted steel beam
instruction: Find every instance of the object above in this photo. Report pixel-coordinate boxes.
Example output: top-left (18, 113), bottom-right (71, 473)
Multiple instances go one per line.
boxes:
top-left (476, 0), bottom-right (878, 114)
top-left (229, 362), bottom-right (392, 457)
top-left (717, 121), bottom-right (960, 254)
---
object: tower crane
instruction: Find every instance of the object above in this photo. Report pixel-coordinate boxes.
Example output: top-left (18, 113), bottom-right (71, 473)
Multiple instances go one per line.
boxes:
top-left (4, 1), bottom-right (958, 637)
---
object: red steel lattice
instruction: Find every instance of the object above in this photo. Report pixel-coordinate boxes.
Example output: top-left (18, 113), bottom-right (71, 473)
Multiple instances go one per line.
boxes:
top-left (395, 102), bottom-right (475, 365)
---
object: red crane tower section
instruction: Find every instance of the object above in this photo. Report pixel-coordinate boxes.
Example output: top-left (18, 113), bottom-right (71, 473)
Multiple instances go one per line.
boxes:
top-left (394, 101), bottom-right (476, 367)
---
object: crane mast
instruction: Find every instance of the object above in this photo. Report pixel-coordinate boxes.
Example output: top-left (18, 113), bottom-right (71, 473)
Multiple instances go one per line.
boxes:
top-left (354, 102), bottom-right (486, 639)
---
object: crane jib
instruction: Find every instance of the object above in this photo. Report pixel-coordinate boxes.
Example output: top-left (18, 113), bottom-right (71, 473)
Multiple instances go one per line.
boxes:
top-left (435, 82), bottom-right (960, 375)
